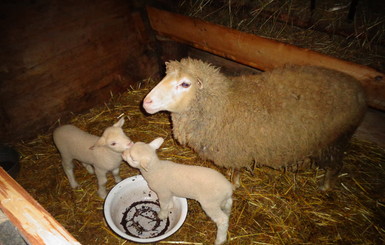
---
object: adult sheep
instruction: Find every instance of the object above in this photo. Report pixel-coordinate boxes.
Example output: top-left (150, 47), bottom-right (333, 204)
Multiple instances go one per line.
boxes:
top-left (143, 58), bottom-right (366, 190)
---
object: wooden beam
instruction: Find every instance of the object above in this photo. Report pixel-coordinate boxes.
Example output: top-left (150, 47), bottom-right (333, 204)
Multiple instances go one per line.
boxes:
top-left (146, 6), bottom-right (385, 111)
top-left (0, 168), bottom-right (80, 245)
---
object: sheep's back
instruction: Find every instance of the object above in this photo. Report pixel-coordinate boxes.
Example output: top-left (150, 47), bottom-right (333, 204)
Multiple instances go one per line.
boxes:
top-left (242, 66), bottom-right (366, 168)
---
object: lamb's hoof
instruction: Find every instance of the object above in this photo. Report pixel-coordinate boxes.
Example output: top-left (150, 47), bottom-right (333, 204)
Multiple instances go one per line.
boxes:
top-left (114, 177), bottom-right (122, 183)
top-left (70, 182), bottom-right (79, 189)
top-left (215, 238), bottom-right (227, 245)
top-left (85, 165), bottom-right (94, 174)
top-left (97, 190), bottom-right (107, 199)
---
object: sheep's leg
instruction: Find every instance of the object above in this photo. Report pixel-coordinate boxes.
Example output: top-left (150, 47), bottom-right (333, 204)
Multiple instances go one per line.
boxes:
top-left (320, 163), bottom-right (342, 191)
top-left (319, 131), bottom-right (352, 191)
top-left (111, 168), bottom-right (121, 183)
top-left (61, 157), bottom-right (79, 188)
top-left (157, 192), bottom-right (173, 220)
top-left (94, 168), bottom-right (108, 199)
top-left (201, 203), bottom-right (229, 245)
top-left (232, 168), bottom-right (241, 189)
top-left (82, 163), bottom-right (94, 174)
top-left (319, 148), bottom-right (344, 191)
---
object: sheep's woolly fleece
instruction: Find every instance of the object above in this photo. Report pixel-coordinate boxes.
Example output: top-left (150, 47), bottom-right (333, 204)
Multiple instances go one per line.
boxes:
top-left (168, 58), bottom-right (366, 170)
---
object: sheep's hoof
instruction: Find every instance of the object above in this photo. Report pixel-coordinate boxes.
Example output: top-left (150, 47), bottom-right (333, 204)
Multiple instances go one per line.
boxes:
top-left (319, 183), bottom-right (330, 192)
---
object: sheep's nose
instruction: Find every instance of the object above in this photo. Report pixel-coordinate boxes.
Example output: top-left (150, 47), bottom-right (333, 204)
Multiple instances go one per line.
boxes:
top-left (143, 98), bottom-right (152, 105)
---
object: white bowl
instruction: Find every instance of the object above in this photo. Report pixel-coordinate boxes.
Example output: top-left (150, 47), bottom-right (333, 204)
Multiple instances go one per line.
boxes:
top-left (104, 175), bottom-right (188, 243)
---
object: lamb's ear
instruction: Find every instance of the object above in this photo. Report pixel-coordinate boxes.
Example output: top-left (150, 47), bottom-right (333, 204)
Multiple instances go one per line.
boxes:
top-left (140, 157), bottom-right (150, 172)
top-left (149, 137), bottom-right (164, 150)
top-left (114, 117), bottom-right (125, 128)
top-left (90, 137), bottom-right (106, 150)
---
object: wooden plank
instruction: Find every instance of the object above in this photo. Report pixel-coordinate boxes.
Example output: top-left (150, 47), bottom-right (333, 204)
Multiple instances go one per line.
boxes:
top-left (0, 168), bottom-right (81, 245)
top-left (146, 6), bottom-right (385, 111)
top-left (0, 1), bottom-right (159, 142)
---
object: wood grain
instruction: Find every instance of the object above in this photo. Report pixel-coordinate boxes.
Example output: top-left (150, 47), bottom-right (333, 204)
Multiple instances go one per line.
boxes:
top-left (0, 168), bottom-right (80, 244)
top-left (0, 1), bottom-right (159, 142)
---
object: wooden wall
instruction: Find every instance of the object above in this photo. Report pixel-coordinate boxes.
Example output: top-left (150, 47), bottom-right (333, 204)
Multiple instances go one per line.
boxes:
top-left (0, 0), bottom-right (159, 143)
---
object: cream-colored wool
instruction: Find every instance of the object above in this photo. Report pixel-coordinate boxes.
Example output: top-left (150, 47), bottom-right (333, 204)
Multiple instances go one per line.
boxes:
top-left (122, 137), bottom-right (233, 245)
top-left (53, 118), bottom-right (133, 198)
top-left (143, 58), bottom-right (367, 190)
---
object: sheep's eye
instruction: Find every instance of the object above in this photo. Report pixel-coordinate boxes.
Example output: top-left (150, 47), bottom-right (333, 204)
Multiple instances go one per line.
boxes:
top-left (180, 81), bottom-right (190, 88)
top-left (111, 142), bottom-right (116, 146)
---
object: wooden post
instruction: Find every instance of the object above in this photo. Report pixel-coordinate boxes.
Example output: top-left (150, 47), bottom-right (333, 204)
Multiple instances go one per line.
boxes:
top-left (146, 6), bottom-right (385, 111)
top-left (0, 168), bottom-right (81, 245)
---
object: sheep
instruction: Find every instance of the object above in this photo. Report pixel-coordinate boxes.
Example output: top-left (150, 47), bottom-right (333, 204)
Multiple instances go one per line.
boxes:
top-left (142, 58), bottom-right (367, 190)
top-left (122, 137), bottom-right (233, 245)
top-left (53, 118), bottom-right (133, 199)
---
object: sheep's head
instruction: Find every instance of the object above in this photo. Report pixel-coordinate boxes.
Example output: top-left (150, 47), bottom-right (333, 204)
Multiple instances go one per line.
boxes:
top-left (90, 118), bottom-right (133, 152)
top-left (143, 62), bottom-right (203, 114)
top-left (122, 137), bottom-right (164, 171)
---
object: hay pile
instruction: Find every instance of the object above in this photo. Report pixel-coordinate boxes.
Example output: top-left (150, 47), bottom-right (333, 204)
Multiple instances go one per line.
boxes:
top-left (177, 0), bottom-right (385, 72)
top-left (14, 81), bottom-right (385, 244)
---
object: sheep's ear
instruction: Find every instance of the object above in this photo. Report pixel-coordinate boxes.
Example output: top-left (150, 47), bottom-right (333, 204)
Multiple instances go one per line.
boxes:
top-left (90, 137), bottom-right (106, 150)
top-left (114, 117), bottom-right (125, 128)
top-left (197, 78), bottom-right (203, 89)
top-left (149, 137), bottom-right (164, 150)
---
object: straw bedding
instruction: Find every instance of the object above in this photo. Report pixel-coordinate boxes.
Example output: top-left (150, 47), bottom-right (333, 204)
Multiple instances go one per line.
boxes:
top-left (14, 82), bottom-right (385, 244)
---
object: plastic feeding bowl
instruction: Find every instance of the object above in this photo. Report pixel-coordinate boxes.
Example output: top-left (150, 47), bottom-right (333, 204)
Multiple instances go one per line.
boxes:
top-left (104, 175), bottom-right (188, 243)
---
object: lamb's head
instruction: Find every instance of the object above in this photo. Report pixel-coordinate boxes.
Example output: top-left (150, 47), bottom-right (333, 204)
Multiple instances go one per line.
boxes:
top-left (143, 59), bottom-right (204, 114)
top-left (122, 137), bottom-right (164, 171)
top-left (90, 118), bottom-right (133, 153)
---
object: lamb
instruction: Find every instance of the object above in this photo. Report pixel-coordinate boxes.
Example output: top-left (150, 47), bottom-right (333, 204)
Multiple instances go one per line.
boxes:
top-left (53, 118), bottom-right (133, 199)
top-left (122, 137), bottom-right (233, 245)
top-left (142, 58), bottom-right (367, 190)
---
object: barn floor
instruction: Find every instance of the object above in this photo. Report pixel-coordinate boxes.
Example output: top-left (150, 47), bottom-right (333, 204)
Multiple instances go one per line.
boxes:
top-left (11, 85), bottom-right (385, 245)
top-left (5, 1), bottom-right (385, 243)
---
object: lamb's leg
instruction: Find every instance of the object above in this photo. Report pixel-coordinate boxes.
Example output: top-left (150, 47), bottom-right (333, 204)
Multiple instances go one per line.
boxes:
top-left (157, 192), bottom-right (173, 220)
top-left (221, 197), bottom-right (233, 217)
top-left (201, 202), bottom-right (229, 245)
top-left (111, 167), bottom-right (122, 183)
top-left (61, 157), bottom-right (79, 188)
top-left (82, 163), bottom-right (94, 174)
top-left (94, 168), bottom-right (108, 199)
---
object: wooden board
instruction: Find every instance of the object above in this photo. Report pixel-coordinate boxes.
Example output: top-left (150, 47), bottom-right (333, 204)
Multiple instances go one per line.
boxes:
top-left (146, 6), bottom-right (385, 111)
top-left (0, 168), bottom-right (80, 244)
top-left (0, 1), bottom-right (159, 143)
